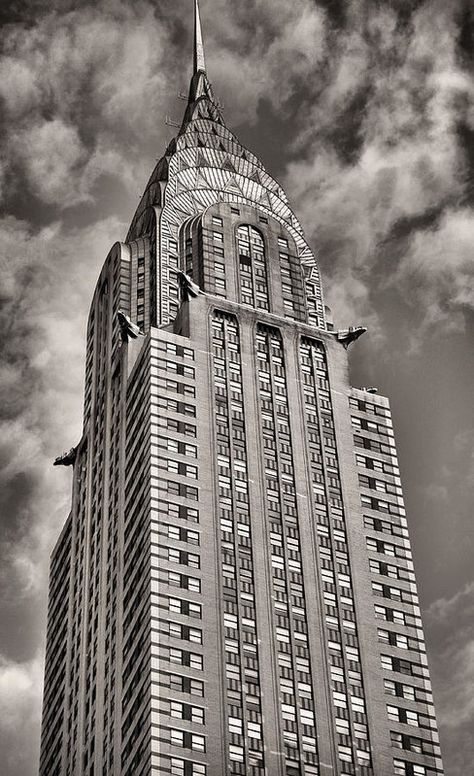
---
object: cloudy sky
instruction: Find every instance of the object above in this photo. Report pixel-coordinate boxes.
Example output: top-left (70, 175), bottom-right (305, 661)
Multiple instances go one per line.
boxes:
top-left (0, 0), bottom-right (473, 773)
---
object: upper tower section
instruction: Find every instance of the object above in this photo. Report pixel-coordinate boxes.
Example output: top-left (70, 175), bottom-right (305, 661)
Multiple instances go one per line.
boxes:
top-left (125, 0), bottom-right (326, 329)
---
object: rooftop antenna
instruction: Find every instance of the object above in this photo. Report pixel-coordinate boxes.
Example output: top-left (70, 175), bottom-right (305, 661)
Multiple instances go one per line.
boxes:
top-left (165, 115), bottom-right (181, 129)
top-left (194, 0), bottom-right (207, 74)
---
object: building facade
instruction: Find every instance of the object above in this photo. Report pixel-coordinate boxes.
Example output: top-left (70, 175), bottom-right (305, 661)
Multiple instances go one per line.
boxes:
top-left (39, 4), bottom-right (444, 776)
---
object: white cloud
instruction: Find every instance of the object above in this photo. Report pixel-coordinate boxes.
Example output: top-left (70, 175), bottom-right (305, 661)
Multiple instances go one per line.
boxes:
top-left (428, 581), bottom-right (474, 623)
top-left (0, 56), bottom-right (41, 115)
top-left (324, 267), bottom-right (381, 332)
top-left (206, 0), bottom-right (327, 124)
top-left (397, 207), bottom-right (474, 331)
top-left (0, 214), bottom-right (122, 603)
top-left (437, 638), bottom-right (474, 729)
top-left (0, 654), bottom-right (43, 773)
top-left (0, 654), bottom-right (43, 731)
top-left (16, 119), bottom-right (88, 205)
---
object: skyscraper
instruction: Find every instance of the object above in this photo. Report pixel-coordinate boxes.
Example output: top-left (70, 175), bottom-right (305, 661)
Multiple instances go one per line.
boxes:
top-left (39, 3), bottom-right (444, 776)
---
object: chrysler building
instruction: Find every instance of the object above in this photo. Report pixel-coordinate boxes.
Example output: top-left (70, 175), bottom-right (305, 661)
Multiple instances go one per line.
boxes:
top-left (39, 3), bottom-right (444, 776)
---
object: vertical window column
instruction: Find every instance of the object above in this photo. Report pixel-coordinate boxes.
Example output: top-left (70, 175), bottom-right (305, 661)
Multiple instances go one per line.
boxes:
top-left (350, 394), bottom-right (442, 775)
top-left (236, 225), bottom-right (269, 310)
top-left (211, 312), bottom-right (265, 776)
top-left (300, 339), bottom-right (373, 775)
top-left (256, 325), bottom-right (319, 776)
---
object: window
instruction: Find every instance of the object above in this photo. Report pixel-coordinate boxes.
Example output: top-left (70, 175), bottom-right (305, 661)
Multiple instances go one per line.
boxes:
top-left (191, 734), bottom-right (205, 752)
top-left (336, 718), bottom-right (350, 735)
top-left (170, 701), bottom-right (184, 718)
top-left (357, 750), bottom-right (371, 766)
top-left (229, 744), bottom-right (244, 762)
top-left (300, 709), bottom-right (315, 727)
top-left (224, 612), bottom-right (238, 629)
top-left (170, 674), bottom-right (202, 696)
top-left (351, 696), bottom-right (365, 713)
top-left (333, 691), bottom-right (347, 708)
top-left (282, 704), bottom-right (296, 721)
top-left (170, 759), bottom-right (185, 775)
top-left (169, 649), bottom-right (203, 670)
top-left (188, 577), bottom-right (201, 593)
top-left (168, 524), bottom-right (181, 541)
top-left (170, 730), bottom-right (205, 752)
top-left (168, 598), bottom-right (202, 618)
top-left (168, 549), bottom-right (200, 568)
top-left (189, 654), bottom-right (203, 670)
top-left (189, 678), bottom-right (204, 696)
top-left (187, 627), bottom-right (202, 644)
top-left (170, 729), bottom-right (185, 748)
top-left (170, 701), bottom-right (205, 724)
top-left (387, 704), bottom-right (399, 722)
top-left (338, 745), bottom-right (353, 762)
top-left (168, 572), bottom-right (201, 593)
top-left (228, 717), bottom-right (242, 734)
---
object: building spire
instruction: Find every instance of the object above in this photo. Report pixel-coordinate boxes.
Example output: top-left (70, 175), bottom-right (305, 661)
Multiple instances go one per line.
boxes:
top-left (193, 0), bottom-right (206, 74)
top-left (174, 0), bottom-right (223, 136)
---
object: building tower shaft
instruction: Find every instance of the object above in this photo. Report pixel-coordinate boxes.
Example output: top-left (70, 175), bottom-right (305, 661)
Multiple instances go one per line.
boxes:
top-left (40, 5), bottom-right (443, 776)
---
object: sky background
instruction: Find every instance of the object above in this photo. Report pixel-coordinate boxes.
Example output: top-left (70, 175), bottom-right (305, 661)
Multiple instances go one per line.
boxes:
top-left (0, 0), bottom-right (473, 774)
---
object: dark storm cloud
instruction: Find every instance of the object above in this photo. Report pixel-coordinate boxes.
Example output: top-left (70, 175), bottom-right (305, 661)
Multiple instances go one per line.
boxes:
top-left (0, 1), bottom-right (472, 775)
